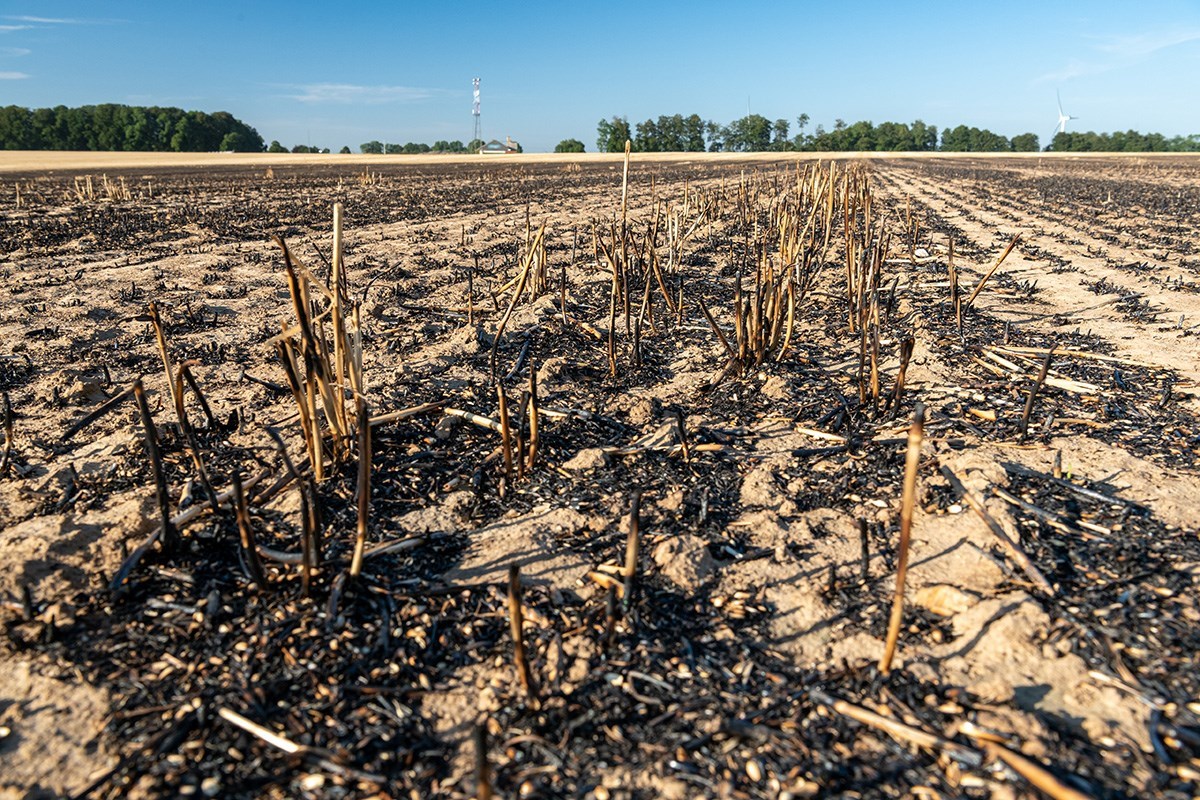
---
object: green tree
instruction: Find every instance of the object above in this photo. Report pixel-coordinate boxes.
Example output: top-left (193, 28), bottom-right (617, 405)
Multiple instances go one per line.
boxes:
top-left (47, 106), bottom-right (73, 149)
top-left (554, 138), bottom-right (585, 153)
top-left (267, 140), bottom-right (287, 153)
top-left (208, 111), bottom-right (263, 152)
top-left (169, 115), bottom-right (197, 152)
top-left (339, 145), bottom-right (351, 154)
top-left (803, 120), bottom-right (891, 151)
top-left (0, 106), bottom-right (33, 149)
top-left (220, 131), bottom-right (256, 152)
top-left (844, 120), bottom-right (877, 150)
top-left (26, 107), bottom-right (51, 148)
top-left (596, 116), bottom-right (631, 152)
top-left (360, 140), bottom-right (383, 154)
top-left (684, 114), bottom-right (706, 151)
top-left (659, 114), bottom-right (685, 151)
top-left (151, 109), bottom-right (175, 150)
top-left (705, 120), bottom-right (724, 151)
top-left (93, 105), bottom-right (123, 150)
top-left (723, 114), bottom-right (773, 151)
top-left (0, 103), bottom-right (257, 151)
top-left (184, 110), bottom-right (223, 151)
top-left (467, 138), bottom-right (484, 153)
top-left (31, 106), bottom-right (58, 148)
top-left (628, 114), bottom-right (706, 152)
top-left (939, 125), bottom-right (968, 151)
top-left (1010, 132), bottom-right (1039, 152)
top-left (874, 121), bottom-right (909, 151)
top-left (910, 120), bottom-right (937, 151)
top-left (771, 118), bottom-right (791, 151)
top-left (1167, 134), bottom-right (1200, 152)
top-left (633, 117), bottom-right (661, 151)
top-left (941, 125), bottom-right (1010, 152)
top-left (792, 114), bottom-right (812, 150)
top-left (124, 108), bottom-right (160, 151)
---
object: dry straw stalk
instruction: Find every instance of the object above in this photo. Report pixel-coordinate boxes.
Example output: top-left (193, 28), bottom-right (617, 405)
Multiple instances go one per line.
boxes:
top-left (879, 403), bottom-right (926, 674)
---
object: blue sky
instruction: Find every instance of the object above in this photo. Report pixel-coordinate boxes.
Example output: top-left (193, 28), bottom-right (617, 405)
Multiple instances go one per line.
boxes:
top-left (2, 1), bottom-right (1199, 152)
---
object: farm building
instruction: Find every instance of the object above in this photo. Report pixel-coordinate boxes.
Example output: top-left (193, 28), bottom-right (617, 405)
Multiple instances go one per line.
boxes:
top-left (479, 137), bottom-right (522, 154)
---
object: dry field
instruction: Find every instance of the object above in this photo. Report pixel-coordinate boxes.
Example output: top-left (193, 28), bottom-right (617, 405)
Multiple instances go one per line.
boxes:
top-left (1, 152), bottom-right (1199, 799)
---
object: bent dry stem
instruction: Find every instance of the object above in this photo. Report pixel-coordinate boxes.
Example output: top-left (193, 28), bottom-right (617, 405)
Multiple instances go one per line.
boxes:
top-left (0, 392), bottom-right (13, 478)
top-left (623, 491), bottom-right (643, 613)
top-left (1020, 346), bottom-right (1055, 441)
top-left (507, 564), bottom-right (538, 706)
top-left (349, 397), bottom-right (373, 578)
top-left (879, 403), bottom-right (925, 675)
top-left (133, 379), bottom-right (176, 550)
top-left (474, 722), bottom-right (493, 800)
top-left (231, 471), bottom-right (265, 586)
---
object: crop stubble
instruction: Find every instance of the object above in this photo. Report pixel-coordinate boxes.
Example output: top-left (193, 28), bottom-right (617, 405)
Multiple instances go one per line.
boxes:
top-left (1, 154), bottom-right (1199, 798)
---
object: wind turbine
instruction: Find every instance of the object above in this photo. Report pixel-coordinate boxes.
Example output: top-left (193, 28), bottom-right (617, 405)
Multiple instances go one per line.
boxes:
top-left (1056, 90), bottom-right (1078, 134)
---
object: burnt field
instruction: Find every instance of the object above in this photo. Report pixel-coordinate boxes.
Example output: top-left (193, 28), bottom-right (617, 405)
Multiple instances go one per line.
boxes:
top-left (1, 153), bottom-right (1199, 799)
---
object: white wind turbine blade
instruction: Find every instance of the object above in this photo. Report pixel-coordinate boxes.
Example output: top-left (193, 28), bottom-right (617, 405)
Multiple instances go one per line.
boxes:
top-left (1055, 90), bottom-right (1076, 133)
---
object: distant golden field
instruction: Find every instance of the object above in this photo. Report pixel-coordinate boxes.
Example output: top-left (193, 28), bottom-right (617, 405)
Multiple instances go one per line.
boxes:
top-left (3, 148), bottom-right (1195, 174)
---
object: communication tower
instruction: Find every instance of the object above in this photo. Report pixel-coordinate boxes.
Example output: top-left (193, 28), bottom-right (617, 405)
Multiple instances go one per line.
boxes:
top-left (472, 78), bottom-right (481, 145)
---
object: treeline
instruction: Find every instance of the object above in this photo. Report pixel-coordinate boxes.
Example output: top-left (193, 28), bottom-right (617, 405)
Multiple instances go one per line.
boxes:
top-left (597, 114), bottom-right (1034, 153)
top-left (1048, 130), bottom-right (1200, 152)
top-left (266, 142), bottom-right (336, 154)
top-left (0, 104), bottom-right (264, 152)
top-left (359, 139), bottom-right (484, 154)
top-left (597, 113), bottom-right (1200, 154)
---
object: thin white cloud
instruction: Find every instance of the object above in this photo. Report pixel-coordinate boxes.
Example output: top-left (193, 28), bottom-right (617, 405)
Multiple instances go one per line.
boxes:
top-left (2, 15), bottom-right (120, 26)
top-left (283, 83), bottom-right (443, 104)
top-left (1095, 29), bottom-right (1200, 58)
top-left (0, 71), bottom-right (29, 79)
top-left (3, 15), bottom-right (86, 24)
top-left (1035, 58), bottom-right (1100, 84)
top-left (0, 46), bottom-right (31, 56)
top-left (1035, 26), bottom-right (1200, 84)
top-left (0, 25), bottom-right (33, 32)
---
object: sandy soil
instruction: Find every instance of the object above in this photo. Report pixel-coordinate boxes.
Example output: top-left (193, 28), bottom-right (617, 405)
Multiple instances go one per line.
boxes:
top-left (1, 154), bottom-right (1198, 798)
